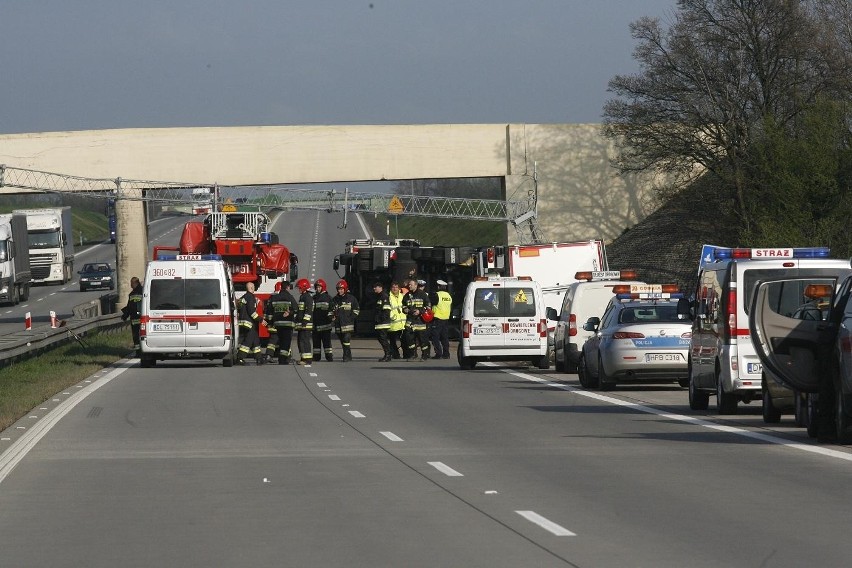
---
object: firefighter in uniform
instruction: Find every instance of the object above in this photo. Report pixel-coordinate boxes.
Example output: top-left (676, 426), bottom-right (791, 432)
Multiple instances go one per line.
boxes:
top-left (387, 281), bottom-right (407, 359)
top-left (236, 281), bottom-right (263, 365)
top-left (264, 280), bottom-right (297, 364)
top-left (121, 276), bottom-right (143, 355)
top-left (312, 279), bottom-right (335, 362)
top-left (430, 279), bottom-right (453, 359)
top-left (331, 279), bottom-right (359, 362)
top-left (403, 279), bottom-right (432, 361)
top-left (372, 281), bottom-right (393, 362)
top-left (295, 278), bottom-right (314, 366)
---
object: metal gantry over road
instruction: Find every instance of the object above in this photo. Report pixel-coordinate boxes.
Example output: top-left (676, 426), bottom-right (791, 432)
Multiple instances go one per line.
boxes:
top-left (0, 164), bottom-right (546, 243)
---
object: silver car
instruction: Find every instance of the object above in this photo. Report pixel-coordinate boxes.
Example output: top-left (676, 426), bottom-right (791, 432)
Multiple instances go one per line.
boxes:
top-left (577, 288), bottom-right (691, 390)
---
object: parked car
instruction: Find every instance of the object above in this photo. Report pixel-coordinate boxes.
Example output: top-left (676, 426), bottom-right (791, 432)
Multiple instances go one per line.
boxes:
top-left (578, 284), bottom-right (691, 390)
top-left (78, 262), bottom-right (115, 292)
top-left (750, 270), bottom-right (852, 442)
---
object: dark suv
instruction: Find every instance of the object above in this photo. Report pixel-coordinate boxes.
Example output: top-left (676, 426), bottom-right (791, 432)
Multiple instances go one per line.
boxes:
top-left (78, 262), bottom-right (115, 291)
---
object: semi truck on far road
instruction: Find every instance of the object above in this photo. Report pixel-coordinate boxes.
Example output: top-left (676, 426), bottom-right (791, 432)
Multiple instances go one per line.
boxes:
top-left (0, 213), bottom-right (32, 304)
top-left (13, 207), bottom-right (75, 285)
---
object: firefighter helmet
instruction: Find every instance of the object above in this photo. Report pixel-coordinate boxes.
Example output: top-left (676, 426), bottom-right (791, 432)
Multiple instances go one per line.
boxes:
top-left (336, 279), bottom-right (349, 293)
top-left (274, 281), bottom-right (282, 293)
top-left (296, 278), bottom-right (311, 291)
top-left (421, 308), bottom-right (434, 323)
top-left (314, 278), bottom-right (327, 292)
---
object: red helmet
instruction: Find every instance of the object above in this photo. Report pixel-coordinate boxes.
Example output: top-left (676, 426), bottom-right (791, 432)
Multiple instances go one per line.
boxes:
top-left (274, 281), bottom-right (282, 293)
top-left (421, 308), bottom-right (434, 323)
top-left (314, 279), bottom-right (327, 292)
top-left (336, 279), bottom-right (348, 293)
top-left (296, 278), bottom-right (311, 291)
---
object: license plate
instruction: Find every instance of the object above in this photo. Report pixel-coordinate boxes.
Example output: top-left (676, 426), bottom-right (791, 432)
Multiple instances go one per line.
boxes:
top-left (152, 322), bottom-right (181, 332)
top-left (645, 353), bottom-right (682, 362)
top-left (474, 327), bottom-right (501, 335)
top-left (747, 362), bottom-right (762, 374)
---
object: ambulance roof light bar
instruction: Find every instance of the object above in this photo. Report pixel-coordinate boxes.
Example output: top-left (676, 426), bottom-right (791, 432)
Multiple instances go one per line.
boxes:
top-left (711, 247), bottom-right (830, 260)
top-left (157, 254), bottom-right (223, 261)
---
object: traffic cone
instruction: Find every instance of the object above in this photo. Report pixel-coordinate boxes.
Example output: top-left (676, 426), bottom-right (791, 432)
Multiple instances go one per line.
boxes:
top-left (25, 312), bottom-right (31, 331)
top-left (50, 310), bottom-right (57, 328)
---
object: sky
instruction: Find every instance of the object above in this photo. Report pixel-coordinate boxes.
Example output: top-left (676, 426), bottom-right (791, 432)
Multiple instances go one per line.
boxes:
top-left (1, 1), bottom-right (676, 135)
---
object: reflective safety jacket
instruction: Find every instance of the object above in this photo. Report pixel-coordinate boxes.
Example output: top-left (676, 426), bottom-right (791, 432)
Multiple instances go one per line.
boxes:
top-left (126, 284), bottom-right (143, 326)
top-left (403, 289), bottom-right (431, 331)
top-left (374, 291), bottom-right (392, 330)
top-left (312, 291), bottom-right (334, 332)
top-left (388, 291), bottom-right (406, 332)
top-left (265, 289), bottom-right (297, 331)
top-left (296, 291), bottom-right (314, 331)
top-left (332, 292), bottom-right (360, 334)
top-left (238, 291), bottom-right (261, 330)
top-left (433, 290), bottom-right (452, 320)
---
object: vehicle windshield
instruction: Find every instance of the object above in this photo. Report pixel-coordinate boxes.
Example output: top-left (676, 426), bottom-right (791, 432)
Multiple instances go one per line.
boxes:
top-left (27, 229), bottom-right (61, 249)
top-left (472, 287), bottom-right (536, 317)
top-left (149, 279), bottom-right (222, 310)
top-left (619, 304), bottom-right (682, 323)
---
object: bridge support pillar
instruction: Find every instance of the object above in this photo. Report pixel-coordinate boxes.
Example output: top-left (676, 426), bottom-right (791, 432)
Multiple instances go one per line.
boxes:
top-left (115, 184), bottom-right (149, 303)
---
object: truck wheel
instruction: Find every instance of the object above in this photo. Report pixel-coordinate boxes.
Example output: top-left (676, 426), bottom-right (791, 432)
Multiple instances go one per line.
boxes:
top-left (20, 284), bottom-right (29, 301)
top-left (806, 394), bottom-right (820, 439)
top-left (762, 387), bottom-right (782, 423)
top-left (536, 355), bottom-right (549, 370)
top-left (794, 393), bottom-right (807, 427)
top-left (716, 374), bottom-right (738, 415)
top-left (836, 381), bottom-right (849, 443)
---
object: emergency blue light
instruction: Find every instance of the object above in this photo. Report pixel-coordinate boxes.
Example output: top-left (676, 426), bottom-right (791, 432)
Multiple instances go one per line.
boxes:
top-left (711, 247), bottom-right (830, 261)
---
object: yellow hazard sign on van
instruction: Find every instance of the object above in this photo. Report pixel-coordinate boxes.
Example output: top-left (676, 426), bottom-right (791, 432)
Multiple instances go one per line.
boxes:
top-left (514, 290), bottom-right (528, 303)
top-left (388, 195), bottom-right (404, 214)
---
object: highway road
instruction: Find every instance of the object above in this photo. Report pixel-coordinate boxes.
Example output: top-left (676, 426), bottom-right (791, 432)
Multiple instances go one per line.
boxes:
top-left (1, 210), bottom-right (852, 567)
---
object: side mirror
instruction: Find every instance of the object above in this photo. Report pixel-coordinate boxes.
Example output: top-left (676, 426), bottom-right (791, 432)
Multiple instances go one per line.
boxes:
top-left (333, 257), bottom-right (340, 271)
top-left (546, 307), bottom-right (558, 321)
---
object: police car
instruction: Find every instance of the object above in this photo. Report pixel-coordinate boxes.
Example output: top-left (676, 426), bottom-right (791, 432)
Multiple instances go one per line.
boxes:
top-left (577, 284), bottom-right (691, 390)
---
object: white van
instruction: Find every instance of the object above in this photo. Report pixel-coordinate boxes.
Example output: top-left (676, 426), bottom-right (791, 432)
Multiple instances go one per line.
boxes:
top-left (139, 254), bottom-right (237, 368)
top-left (457, 276), bottom-right (549, 370)
top-left (549, 270), bottom-right (644, 373)
top-left (687, 245), bottom-right (851, 414)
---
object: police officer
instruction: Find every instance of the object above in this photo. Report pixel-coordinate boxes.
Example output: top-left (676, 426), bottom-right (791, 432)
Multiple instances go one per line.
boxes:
top-left (312, 279), bottom-right (334, 362)
top-left (295, 278), bottom-right (314, 366)
top-left (121, 276), bottom-right (143, 355)
top-left (236, 281), bottom-right (263, 365)
top-left (264, 280), bottom-right (297, 364)
top-left (430, 279), bottom-right (452, 359)
top-left (403, 279), bottom-right (431, 361)
top-left (387, 281), bottom-right (407, 359)
top-left (373, 281), bottom-right (393, 362)
top-left (331, 279), bottom-right (359, 362)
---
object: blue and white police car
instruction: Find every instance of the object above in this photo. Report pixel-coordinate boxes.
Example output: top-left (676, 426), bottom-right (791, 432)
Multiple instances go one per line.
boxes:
top-left (577, 284), bottom-right (691, 390)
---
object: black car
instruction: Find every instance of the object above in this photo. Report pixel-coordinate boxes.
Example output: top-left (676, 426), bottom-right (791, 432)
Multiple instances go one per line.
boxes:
top-left (78, 262), bottom-right (115, 291)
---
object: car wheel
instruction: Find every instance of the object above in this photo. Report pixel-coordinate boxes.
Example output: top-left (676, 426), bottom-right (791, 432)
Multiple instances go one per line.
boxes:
top-left (79, 286), bottom-right (85, 292)
top-left (688, 370), bottom-right (709, 411)
top-left (140, 355), bottom-right (155, 368)
top-left (223, 355), bottom-right (234, 368)
top-left (836, 380), bottom-right (849, 443)
top-left (536, 355), bottom-right (549, 370)
top-left (577, 355), bottom-right (590, 388)
top-left (806, 394), bottom-right (820, 439)
top-left (598, 354), bottom-right (615, 391)
top-left (716, 373), bottom-right (738, 415)
top-left (457, 344), bottom-right (476, 370)
top-left (762, 386), bottom-right (782, 424)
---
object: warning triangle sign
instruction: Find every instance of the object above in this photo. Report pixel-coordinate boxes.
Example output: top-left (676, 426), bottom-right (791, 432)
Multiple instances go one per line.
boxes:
top-left (388, 195), bottom-right (405, 214)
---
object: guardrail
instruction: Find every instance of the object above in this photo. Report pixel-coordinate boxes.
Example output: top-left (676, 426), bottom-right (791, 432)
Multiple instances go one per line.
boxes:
top-left (0, 294), bottom-right (128, 367)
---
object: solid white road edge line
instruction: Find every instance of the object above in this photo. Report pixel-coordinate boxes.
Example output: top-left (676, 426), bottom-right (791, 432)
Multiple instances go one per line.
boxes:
top-left (0, 360), bottom-right (135, 485)
top-left (503, 368), bottom-right (852, 462)
top-left (516, 510), bottom-right (576, 536)
top-left (428, 461), bottom-right (464, 477)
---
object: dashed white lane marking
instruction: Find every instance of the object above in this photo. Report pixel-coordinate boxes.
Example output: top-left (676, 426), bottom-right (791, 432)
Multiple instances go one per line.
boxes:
top-left (516, 511), bottom-right (576, 536)
top-left (500, 367), bottom-right (852, 463)
top-left (317, 382), bottom-right (327, 388)
top-left (328, 395), bottom-right (341, 401)
top-left (428, 461), bottom-right (464, 477)
top-left (348, 410), bottom-right (365, 418)
top-left (380, 431), bottom-right (403, 442)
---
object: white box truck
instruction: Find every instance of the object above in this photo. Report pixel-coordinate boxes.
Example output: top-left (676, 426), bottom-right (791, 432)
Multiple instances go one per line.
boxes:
top-left (0, 213), bottom-right (32, 304)
top-left (13, 207), bottom-right (75, 285)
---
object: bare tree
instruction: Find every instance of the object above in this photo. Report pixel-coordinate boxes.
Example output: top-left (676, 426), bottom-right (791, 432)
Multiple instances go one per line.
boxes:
top-left (603, 0), bottom-right (850, 235)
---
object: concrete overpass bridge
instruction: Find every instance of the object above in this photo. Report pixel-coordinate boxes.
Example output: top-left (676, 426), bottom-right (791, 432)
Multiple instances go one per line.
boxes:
top-left (0, 124), bottom-right (661, 298)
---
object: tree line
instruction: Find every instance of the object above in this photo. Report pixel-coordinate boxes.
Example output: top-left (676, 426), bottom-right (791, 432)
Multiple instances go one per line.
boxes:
top-left (604, 0), bottom-right (852, 255)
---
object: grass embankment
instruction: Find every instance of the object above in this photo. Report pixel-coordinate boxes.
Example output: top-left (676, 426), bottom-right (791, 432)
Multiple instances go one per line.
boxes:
top-left (0, 327), bottom-right (132, 432)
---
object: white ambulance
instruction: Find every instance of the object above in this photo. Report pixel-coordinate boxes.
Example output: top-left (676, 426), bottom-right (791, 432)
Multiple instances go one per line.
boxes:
top-left (686, 245), bottom-right (851, 414)
top-left (139, 254), bottom-right (237, 368)
top-left (457, 276), bottom-right (549, 370)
